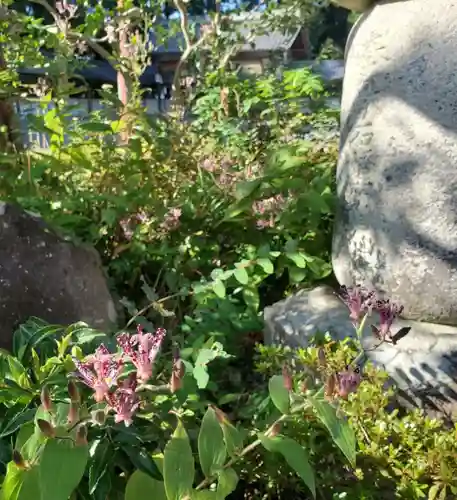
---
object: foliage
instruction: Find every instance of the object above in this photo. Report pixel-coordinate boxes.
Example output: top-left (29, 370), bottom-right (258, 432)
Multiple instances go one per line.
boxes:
top-left (253, 339), bottom-right (457, 500)
top-left (0, 318), bottom-right (357, 500)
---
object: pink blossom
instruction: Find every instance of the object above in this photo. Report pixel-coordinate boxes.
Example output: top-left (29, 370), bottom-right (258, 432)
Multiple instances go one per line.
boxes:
top-left (336, 366), bottom-right (362, 399)
top-left (376, 299), bottom-right (404, 340)
top-left (117, 326), bottom-right (166, 383)
top-left (72, 345), bottom-right (123, 402)
top-left (106, 375), bottom-right (140, 427)
top-left (337, 285), bottom-right (375, 325)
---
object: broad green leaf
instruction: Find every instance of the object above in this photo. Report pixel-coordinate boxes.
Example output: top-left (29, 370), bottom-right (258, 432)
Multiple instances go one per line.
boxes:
top-left (39, 439), bottom-right (89, 500)
top-left (286, 252), bottom-right (307, 268)
top-left (234, 179), bottom-right (262, 201)
top-left (259, 435), bottom-right (315, 498)
top-left (268, 375), bottom-right (290, 414)
top-left (191, 492), bottom-right (217, 499)
top-left (125, 470), bottom-right (166, 500)
top-left (163, 419), bottom-right (195, 500)
top-left (212, 280), bottom-right (226, 298)
top-left (7, 358), bottom-right (31, 389)
top-left (309, 397), bottom-right (356, 466)
top-left (220, 421), bottom-right (243, 458)
top-left (256, 258), bottom-right (274, 274)
top-left (2, 462), bottom-right (40, 500)
top-left (88, 440), bottom-right (112, 494)
top-left (233, 267), bottom-right (249, 285)
top-left (122, 445), bottom-right (162, 481)
top-left (198, 408), bottom-right (227, 478)
top-left (288, 265), bottom-right (307, 284)
top-left (242, 286), bottom-right (260, 312)
top-left (0, 409), bottom-right (36, 439)
top-left (193, 364), bottom-right (210, 389)
top-left (216, 468), bottom-right (238, 499)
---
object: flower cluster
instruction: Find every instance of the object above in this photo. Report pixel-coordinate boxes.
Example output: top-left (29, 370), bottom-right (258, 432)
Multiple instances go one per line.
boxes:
top-left (160, 207), bottom-right (182, 233)
top-left (72, 326), bottom-right (168, 426)
top-left (252, 194), bottom-right (286, 229)
top-left (327, 285), bottom-right (409, 400)
top-left (337, 285), bottom-right (404, 343)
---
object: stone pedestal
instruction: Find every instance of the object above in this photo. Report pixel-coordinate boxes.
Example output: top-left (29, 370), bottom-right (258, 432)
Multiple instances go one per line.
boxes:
top-left (333, 0), bottom-right (457, 324)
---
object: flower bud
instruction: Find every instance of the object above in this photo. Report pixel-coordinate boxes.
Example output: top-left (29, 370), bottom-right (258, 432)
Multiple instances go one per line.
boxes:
top-left (40, 386), bottom-right (52, 412)
top-left (67, 402), bottom-right (79, 425)
top-left (170, 356), bottom-right (185, 393)
top-left (317, 347), bottom-right (327, 368)
top-left (325, 373), bottom-right (336, 400)
top-left (12, 450), bottom-right (27, 469)
top-left (210, 405), bottom-right (229, 425)
top-left (75, 425), bottom-right (88, 446)
top-left (67, 379), bottom-right (80, 403)
top-left (282, 365), bottom-right (293, 392)
top-left (37, 419), bottom-right (55, 438)
top-left (91, 409), bottom-right (107, 426)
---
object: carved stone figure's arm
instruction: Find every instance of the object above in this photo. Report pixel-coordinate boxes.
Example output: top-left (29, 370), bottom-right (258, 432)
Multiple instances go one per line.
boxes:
top-left (332, 0), bottom-right (376, 12)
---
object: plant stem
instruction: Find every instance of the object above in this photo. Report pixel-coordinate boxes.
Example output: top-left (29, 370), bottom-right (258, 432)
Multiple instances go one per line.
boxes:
top-left (195, 403), bottom-right (308, 491)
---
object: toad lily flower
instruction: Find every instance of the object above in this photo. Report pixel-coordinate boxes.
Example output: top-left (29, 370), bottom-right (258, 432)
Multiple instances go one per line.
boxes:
top-left (105, 374), bottom-right (140, 427)
top-left (338, 285), bottom-right (375, 325)
top-left (72, 344), bottom-right (123, 403)
top-left (375, 299), bottom-right (404, 341)
top-left (336, 366), bottom-right (362, 399)
top-left (117, 326), bottom-right (166, 383)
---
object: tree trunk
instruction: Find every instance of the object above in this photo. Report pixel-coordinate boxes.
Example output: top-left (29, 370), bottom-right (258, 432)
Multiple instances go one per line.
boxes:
top-left (0, 45), bottom-right (22, 152)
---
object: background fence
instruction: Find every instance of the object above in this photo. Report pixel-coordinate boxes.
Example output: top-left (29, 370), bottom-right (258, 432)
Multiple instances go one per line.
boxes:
top-left (15, 97), bottom-right (171, 148)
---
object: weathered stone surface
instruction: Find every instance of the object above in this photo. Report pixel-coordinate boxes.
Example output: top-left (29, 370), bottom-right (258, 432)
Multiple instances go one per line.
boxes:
top-left (264, 286), bottom-right (457, 417)
top-left (333, 0), bottom-right (457, 324)
top-left (0, 203), bottom-right (117, 348)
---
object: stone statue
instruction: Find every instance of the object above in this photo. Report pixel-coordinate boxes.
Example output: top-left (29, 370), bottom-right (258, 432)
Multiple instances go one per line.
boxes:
top-left (265, 0), bottom-right (457, 418)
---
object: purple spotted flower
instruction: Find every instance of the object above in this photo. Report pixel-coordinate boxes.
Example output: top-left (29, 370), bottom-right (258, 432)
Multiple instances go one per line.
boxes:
top-left (338, 285), bottom-right (375, 325)
top-left (117, 326), bottom-right (166, 383)
top-left (376, 299), bottom-right (404, 340)
top-left (336, 366), bottom-right (362, 399)
top-left (106, 374), bottom-right (140, 427)
top-left (72, 345), bottom-right (123, 403)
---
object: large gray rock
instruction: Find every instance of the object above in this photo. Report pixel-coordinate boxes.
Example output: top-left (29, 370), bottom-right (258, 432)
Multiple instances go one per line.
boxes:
top-left (333, 0), bottom-right (457, 324)
top-left (0, 203), bottom-right (118, 348)
top-left (264, 286), bottom-right (457, 417)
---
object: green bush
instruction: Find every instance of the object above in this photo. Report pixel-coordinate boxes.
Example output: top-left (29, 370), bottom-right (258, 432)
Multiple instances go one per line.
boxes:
top-left (254, 339), bottom-right (457, 500)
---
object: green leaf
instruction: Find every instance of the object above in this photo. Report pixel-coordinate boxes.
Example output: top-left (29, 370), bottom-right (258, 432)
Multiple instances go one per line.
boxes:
top-left (308, 397), bottom-right (356, 466)
top-left (256, 258), bottom-right (274, 274)
top-left (2, 462), bottom-right (40, 500)
top-left (259, 435), bottom-right (315, 498)
top-left (216, 468), bottom-right (238, 499)
top-left (39, 439), bottom-right (89, 500)
top-left (233, 267), bottom-right (249, 285)
top-left (163, 419), bottom-right (195, 500)
top-left (212, 280), bottom-right (226, 298)
top-left (88, 440), bottom-right (112, 494)
top-left (268, 375), bottom-right (290, 414)
top-left (198, 407), bottom-right (227, 478)
top-left (220, 422), bottom-right (243, 458)
top-left (242, 286), bottom-right (260, 312)
top-left (122, 445), bottom-right (162, 481)
top-left (286, 252), bottom-right (307, 268)
top-left (234, 179), bottom-right (262, 201)
top-left (288, 265), bottom-right (307, 284)
top-left (79, 121), bottom-right (113, 133)
top-left (125, 470), bottom-right (166, 500)
top-left (0, 409), bottom-right (36, 439)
